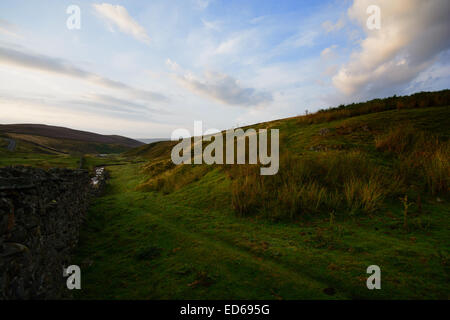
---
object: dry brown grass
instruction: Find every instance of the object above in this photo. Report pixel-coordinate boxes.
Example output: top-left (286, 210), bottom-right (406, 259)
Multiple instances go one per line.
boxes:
top-left (423, 142), bottom-right (450, 195)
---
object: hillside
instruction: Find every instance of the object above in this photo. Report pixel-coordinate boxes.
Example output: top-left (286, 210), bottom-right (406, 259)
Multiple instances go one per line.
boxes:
top-left (0, 123), bottom-right (144, 156)
top-left (0, 124), bottom-right (143, 147)
top-left (128, 90), bottom-right (450, 159)
top-left (126, 91), bottom-right (450, 219)
top-left (137, 138), bottom-right (169, 144)
top-left (71, 90), bottom-right (449, 299)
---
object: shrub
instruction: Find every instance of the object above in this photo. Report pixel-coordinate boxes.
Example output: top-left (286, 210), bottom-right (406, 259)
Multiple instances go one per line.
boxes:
top-left (344, 173), bottom-right (386, 214)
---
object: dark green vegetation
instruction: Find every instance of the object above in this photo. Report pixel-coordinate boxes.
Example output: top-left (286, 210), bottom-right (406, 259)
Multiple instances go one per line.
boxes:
top-left (2, 90), bottom-right (449, 299)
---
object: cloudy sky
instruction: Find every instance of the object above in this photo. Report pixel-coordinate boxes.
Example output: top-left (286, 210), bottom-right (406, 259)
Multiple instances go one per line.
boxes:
top-left (0, 0), bottom-right (449, 138)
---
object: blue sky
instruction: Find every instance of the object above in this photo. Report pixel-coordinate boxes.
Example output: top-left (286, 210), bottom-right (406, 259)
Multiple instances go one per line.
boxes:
top-left (0, 0), bottom-right (449, 138)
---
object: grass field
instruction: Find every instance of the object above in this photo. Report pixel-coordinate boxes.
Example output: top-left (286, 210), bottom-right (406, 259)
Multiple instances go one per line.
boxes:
top-left (72, 104), bottom-right (449, 300)
top-left (0, 147), bottom-right (126, 171)
top-left (71, 161), bottom-right (448, 299)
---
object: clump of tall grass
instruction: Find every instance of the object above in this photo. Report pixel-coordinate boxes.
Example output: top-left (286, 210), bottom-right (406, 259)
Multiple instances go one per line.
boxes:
top-left (228, 151), bottom-right (392, 220)
top-left (423, 142), bottom-right (450, 195)
top-left (231, 170), bottom-right (265, 217)
top-left (344, 173), bottom-right (386, 214)
top-left (375, 125), bottom-right (449, 195)
top-left (375, 125), bottom-right (426, 154)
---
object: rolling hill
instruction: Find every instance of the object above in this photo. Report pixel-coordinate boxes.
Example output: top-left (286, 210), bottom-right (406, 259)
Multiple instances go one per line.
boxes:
top-left (137, 138), bottom-right (169, 144)
top-left (0, 123), bottom-right (144, 155)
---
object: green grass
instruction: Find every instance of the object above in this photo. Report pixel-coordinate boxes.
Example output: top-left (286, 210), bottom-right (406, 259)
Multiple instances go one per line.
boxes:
top-left (0, 152), bottom-right (80, 168)
top-left (73, 163), bottom-right (449, 299)
top-left (0, 148), bottom-right (126, 170)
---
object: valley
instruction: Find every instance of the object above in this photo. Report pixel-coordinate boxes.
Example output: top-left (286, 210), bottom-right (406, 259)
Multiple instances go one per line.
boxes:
top-left (1, 91), bottom-right (449, 300)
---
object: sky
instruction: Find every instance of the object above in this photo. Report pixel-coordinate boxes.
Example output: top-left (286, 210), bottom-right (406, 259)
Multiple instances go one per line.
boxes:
top-left (0, 0), bottom-right (449, 139)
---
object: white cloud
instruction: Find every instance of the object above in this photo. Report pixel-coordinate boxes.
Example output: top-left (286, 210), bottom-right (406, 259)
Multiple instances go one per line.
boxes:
top-left (174, 68), bottom-right (273, 107)
top-left (0, 19), bottom-right (20, 38)
top-left (290, 30), bottom-right (318, 48)
top-left (215, 36), bottom-right (242, 55)
top-left (214, 30), bottom-right (258, 55)
top-left (93, 3), bottom-right (150, 44)
top-left (322, 18), bottom-right (345, 33)
top-left (195, 0), bottom-right (211, 10)
top-left (323, 65), bottom-right (338, 77)
top-left (332, 0), bottom-right (450, 97)
top-left (165, 58), bottom-right (180, 72)
top-left (321, 45), bottom-right (338, 59)
top-left (270, 30), bottom-right (319, 58)
top-left (0, 45), bottom-right (167, 102)
top-left (202, 19), bottom-right (220, 31)
top-left (250, 16), bottom-right (267, 24)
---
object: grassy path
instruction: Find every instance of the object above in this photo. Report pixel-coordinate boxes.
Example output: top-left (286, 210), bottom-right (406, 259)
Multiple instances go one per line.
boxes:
top-left (74, 163), bottom-right (449, 299)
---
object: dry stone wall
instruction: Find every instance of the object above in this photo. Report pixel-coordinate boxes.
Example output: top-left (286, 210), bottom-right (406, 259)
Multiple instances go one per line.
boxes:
top-left (0, 166), bottom-right (98, 299)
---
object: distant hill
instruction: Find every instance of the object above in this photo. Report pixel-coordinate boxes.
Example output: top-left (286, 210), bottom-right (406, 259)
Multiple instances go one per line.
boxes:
top-left (0, 124), bottom-right (144, 155)
top-left (124, 140), bottom-right (177, 160)
top-left (0, 124), bottom-right (143, 147)
top-left (137, 138), bottom-right (169, 144)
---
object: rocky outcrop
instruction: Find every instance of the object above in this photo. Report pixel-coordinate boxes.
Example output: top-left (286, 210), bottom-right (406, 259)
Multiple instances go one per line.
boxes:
top-left (0, 166), bottom-right (95, 300)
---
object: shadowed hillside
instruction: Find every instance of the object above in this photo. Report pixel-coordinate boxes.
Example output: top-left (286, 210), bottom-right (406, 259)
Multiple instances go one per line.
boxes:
top-left (0, 124), bottom-right (143, 147)
top-left (129, 90), bottom-right (450, 218)
top-left (0, 124), bottom-right (144, 155)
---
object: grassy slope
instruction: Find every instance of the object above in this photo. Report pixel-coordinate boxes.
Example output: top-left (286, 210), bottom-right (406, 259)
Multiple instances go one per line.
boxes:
top-left (73, 106), bottom-right (449, 299)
